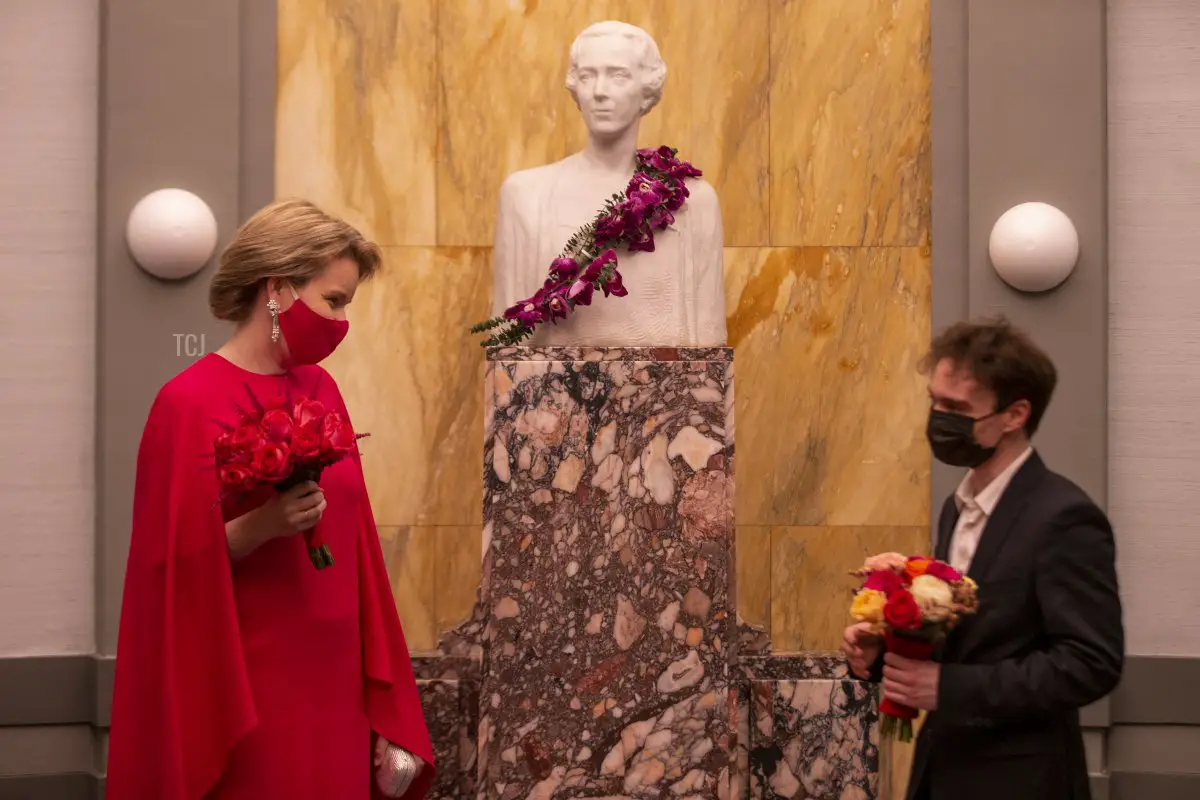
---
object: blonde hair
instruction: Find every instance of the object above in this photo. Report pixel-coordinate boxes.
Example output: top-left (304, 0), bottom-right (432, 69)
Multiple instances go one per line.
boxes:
top-left (208, 198), bottom-right (382, 322)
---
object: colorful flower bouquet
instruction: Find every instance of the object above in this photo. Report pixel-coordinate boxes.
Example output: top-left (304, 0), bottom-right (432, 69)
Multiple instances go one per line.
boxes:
top-left (469, 145), bottom-right (702, 347)
top-left (213, 386), bottom-right (368, 569)
top-left (849, 552), bottom-right (980, 741)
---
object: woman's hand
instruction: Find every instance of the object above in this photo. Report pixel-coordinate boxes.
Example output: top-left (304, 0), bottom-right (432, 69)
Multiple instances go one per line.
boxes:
top-left (225, 482), bottom-right (325, 560)
top-left (275, 481), bottom-right (326, 532)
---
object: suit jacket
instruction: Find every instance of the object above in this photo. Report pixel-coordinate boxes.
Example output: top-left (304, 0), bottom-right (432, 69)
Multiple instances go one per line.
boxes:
top-left (874, 452), bottom-right (1124, 800)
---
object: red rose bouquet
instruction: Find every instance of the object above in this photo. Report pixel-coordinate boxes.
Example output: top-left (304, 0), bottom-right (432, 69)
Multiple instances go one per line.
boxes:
top-left (213, 386), bottom-right (368, 569)
top-left (849, 552), bottom-right (980, 741)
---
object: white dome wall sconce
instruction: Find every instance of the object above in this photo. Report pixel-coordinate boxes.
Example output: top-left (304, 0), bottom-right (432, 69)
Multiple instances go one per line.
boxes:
top-left (125, 188), bottom-right (219, 280)
top-left (988, 202), bottom-right (1080, 293)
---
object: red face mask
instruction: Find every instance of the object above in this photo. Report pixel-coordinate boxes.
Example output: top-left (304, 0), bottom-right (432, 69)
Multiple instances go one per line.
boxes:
top-left (277, 286), bottom-right (349, 366)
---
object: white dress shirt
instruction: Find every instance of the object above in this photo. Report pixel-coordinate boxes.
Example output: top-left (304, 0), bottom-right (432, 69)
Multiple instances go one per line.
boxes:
top-left (948, 446), bottom-right (1034, 574)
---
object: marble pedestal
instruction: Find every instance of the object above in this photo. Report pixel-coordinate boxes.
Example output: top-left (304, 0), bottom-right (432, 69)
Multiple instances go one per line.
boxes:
top-left (478, 346), bottom-right (737, 798)
top-left (412, 346), bottom-right (880, 799)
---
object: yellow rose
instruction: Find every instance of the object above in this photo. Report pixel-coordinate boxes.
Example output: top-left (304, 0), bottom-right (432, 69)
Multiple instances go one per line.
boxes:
top-left (850, 589), bottom-right (887, 624)
top-left (910, 574), bottom-right (954, 622)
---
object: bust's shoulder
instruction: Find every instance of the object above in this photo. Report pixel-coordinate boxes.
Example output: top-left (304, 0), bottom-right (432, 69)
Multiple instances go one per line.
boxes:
top-left (685, 177), bottom-right (720, 208)
top-left (499, 162), bottom-right (566, 202)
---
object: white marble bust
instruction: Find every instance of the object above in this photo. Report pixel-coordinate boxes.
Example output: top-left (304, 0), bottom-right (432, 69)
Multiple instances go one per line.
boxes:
top-left (490, 21), bottom-right (727, 348)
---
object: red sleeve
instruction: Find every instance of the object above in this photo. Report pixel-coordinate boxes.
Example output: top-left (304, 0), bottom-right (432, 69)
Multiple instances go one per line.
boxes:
top-left (106, 385), bottom-right (257, 800)
top-left (317, 369), bottom-right (438, 799)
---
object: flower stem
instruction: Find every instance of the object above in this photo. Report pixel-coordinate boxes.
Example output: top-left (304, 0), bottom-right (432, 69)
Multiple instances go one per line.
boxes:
top-left (309, 544), bottom-right (335, 570)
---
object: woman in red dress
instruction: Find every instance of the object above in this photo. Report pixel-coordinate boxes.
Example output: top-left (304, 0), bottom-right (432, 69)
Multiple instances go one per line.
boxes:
top-left (107, 199), bottom-right (435, 799)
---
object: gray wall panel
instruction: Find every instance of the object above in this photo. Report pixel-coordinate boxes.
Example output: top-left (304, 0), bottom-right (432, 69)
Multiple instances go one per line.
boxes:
top-left (96, 0), bottom-right (243, 655)
top-left (965, 0), bottom-right (1108, 507)
top-left (929, 0), bottom-right (970, 529)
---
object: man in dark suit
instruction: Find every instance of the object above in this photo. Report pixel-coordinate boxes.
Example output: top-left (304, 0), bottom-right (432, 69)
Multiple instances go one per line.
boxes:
top-left (842, 318), bottom-right (1124, 800)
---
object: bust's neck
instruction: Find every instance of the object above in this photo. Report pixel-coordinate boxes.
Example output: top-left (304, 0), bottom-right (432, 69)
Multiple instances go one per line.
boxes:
top-left (582, 125), bottom-right (640, 175)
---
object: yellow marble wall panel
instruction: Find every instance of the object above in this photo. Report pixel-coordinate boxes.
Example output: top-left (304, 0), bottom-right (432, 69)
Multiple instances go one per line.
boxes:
top-left (436, 525), bottom-right (483, 633)
top-left (768, 0), bottom-right (931, 246)
top-left (736, 526), bottom-right (772, 632)
top-left (724, 246), bottom-right (932, 527)
top-left (277, 0), bottom-right (934, 661)
top-left (277, 0), bottom-right (439, 246)
top-left (382, 525), bottom-right (440, 653)
top-left (323, 246), bottom-right (491, 527)
top-left (679, 0), bottom-right (771, 246)
top-left (436, 0), bottom-right (770, 247)
top-left (769, 526), bottom-right (930, 652)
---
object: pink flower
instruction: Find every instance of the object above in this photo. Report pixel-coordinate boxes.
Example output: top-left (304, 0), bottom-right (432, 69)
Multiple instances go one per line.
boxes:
top-left (626, 175), bottom-right (670, 207)
top-left (668, 161), bottom-right (702, 180)
top-left (503, 295), bottom-right (547, 326)
top-left (549, 257), bottom-right (580, 280)
top-left (585, 249), bottom-right (617, 279)
top-left (638, 145), bottom-right (678, 172)
top-left (546, 292), bottom-right (569, 322)
top-left (864, 569), bottom-right (906, 596)
top-left (627, 226), bottom-right (656, 253)
top-left (602, 267), bottom-right (628, 297)
top-left (648, 206), bottom-right (675, 229)
top-left (863, 552), bottom-right (909, 572)
top-left (596, 198), bottom-right (648, 242)
top-left (664, 181), bottom-right (690, 212)
top-left (924, 561), bottom-right (963, 583)
top-left (567, 278), bottom-right (594, 306)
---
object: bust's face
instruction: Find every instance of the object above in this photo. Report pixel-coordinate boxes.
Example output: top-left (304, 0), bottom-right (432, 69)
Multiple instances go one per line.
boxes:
top-left (572, 35), bottom-right (644, 138)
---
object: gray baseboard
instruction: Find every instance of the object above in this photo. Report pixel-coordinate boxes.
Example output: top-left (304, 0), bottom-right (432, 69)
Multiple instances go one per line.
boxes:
top-left (2, 652), bottom-right (1197, 798)
top-left (1111, 771), bottom-right (1200, 800)
top-left (0, 773), bottom-right (102, 800)
top-left (2, 653), bottom-right (1192, 729)
top-left (0, 655), bottom-right (113, 728)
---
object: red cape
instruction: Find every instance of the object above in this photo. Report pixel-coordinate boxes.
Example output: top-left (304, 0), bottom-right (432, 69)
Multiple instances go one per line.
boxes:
top-left (106, 358), bottom-right (435, 799)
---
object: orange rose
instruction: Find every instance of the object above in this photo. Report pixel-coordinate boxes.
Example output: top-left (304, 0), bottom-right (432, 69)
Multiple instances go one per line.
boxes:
top-left (905, 556), bottom-right (931, 580)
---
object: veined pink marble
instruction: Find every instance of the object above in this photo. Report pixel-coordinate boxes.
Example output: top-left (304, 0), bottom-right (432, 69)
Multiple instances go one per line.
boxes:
top-left (747, 680), bottom-right (879, 799)
top-left (479, 347), bottom-right (737, 798)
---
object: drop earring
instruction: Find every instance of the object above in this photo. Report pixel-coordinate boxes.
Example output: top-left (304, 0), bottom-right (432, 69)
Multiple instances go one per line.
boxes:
top-left (268, 298), bottom-right (281, 343)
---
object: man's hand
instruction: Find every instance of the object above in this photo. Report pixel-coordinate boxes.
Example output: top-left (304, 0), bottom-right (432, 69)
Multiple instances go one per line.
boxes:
top-left (882, 653), bottom-right (940, 711)
top-left (842, 622), bottom-right (883, 679)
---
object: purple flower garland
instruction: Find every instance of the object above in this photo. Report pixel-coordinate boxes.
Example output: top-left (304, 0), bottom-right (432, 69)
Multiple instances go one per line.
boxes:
top-left (470, 146), bottom-right (702, 347)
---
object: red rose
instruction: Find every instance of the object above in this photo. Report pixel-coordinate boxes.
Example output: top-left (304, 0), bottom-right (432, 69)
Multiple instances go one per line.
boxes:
top-left (261, 408), bottom-right (294, 444)
top-left (292, 424), bottom-right (322, 460)
top-left (924, 561), bottom-right (963, 583)
top-left (214, 432), bottom-right (240, 463)
top-left (293, 399), bottom-right (326, 427)
top-left (250, 441), bottom-right (292, 482)
top-left (884, 589), bottom-right (924, 631)
top-left (864, 569), bottom-right (905, 596)
top-left (218, 463), bottom-right (256, 491)
top-left (319, 412), bottom-right (356, 456)
top-left (230, 423), bottom-right (265, 452)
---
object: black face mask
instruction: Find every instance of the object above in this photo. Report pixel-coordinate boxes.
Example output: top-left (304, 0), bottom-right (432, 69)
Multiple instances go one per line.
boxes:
top-left (926, 408), bottom-right (999, 468)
